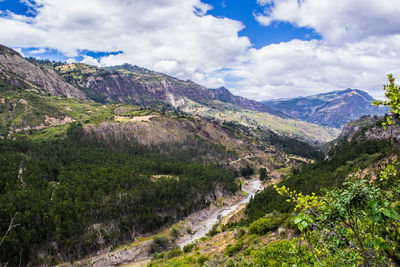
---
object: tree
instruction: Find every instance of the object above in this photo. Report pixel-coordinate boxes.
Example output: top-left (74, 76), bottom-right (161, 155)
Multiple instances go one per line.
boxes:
top-left (259, 167), bottom-right (267, 181)
top-left (240, 164), bottom-right (254, 177)
top-left (373, 74), bottom-right (400, 128)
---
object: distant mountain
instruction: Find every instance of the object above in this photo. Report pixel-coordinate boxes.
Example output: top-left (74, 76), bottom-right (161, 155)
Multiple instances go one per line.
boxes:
top-left (0, 45), bottom-right (86, 99)
top-left (262, 89), bottom-right (387, 128)
top-left (208, 87), bottom-right (287, 117)
top-left (0, 45), bottom-right (339, 142)
top-left (36, 61), bottom-right (282, 116)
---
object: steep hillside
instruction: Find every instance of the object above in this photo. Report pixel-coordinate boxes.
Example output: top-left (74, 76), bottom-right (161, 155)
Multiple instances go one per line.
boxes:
top-left (182, 99), bottom-right (340, 143)
top-left (26, 59), bottom-right (339, 142)
top-left (32, 60), bottom-right (279, 115)
top-left (262, 89), bottom-right (387, 128)
top-left (0, 45), bottom-right (86, 99)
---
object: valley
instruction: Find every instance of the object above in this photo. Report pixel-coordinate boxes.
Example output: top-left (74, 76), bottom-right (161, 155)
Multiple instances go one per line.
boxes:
top-left (0, 44), bottom-right (399, 266)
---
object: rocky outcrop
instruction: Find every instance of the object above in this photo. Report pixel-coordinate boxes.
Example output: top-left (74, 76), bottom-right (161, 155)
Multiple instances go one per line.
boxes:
top-left (0, 45), bottom-right (86, 99)
top-left (365, 123), bottom-right (400, 143)
top-left (338, 115), bottom-right (382, 140)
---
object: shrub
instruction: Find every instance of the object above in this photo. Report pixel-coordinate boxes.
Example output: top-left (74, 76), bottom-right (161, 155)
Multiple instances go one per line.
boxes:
top-left (166, 246), bottom-right (183, 259)
top-left (206, 223), bottom-right (220, 237)
top-left (225, 240), bottom-right (244, 257)
top-left (197, 254), bottom-right (209, 265)
top-left (183, 243), bottom-right (195, 253)
top-left (170, 228), bottom-right (180, 241)
top-left (149, 236), bottom-right (169, 253)
top-left (248, 214), bottom-right (288, 235)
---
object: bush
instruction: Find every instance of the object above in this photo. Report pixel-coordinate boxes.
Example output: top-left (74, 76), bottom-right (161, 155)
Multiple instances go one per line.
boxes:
top-left (225, 241), bottom-right (244, 257)
top-left (149, 236), bottom-right (169, 253)
top-left (206, 223), bottom-right (220, 237)
top-left (166, 246), bottom-right (183, 259)
top-left (248, 214), bottom-right (288, 235)
top-left (183, 243), bottom-right (195, 253)
top-left (197, 254), bottom-right (209, 265)
top-left (170, 228), bottom-right (180, 241)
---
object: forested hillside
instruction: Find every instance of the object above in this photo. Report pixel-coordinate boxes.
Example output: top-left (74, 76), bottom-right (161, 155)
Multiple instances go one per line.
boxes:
top-left (0, 125), bottom-right (239, 265)
top-left (149, 76), bottom-right (400, 266)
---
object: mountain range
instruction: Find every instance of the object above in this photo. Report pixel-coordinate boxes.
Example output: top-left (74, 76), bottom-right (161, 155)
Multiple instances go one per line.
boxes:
top-left (1, 43), bottom-right (384, 133)
top-left (262, 89), bottom-right (387, 128)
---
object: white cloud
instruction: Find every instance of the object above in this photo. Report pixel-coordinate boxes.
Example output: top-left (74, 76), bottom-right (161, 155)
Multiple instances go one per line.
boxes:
top-left (66, 58), bottom-right (77, 64)
top-left (230, 36), bottom-right (400, 100)
top-left (0, 0), bottom-right (400, 101)
top-left (0, 0), bottom-right (250, 86)
top-left (153, 60), bottom-right (180, 75)
top-left (29, 47), bottom-right (47, 54)
top-left (80, 55), bottom-right (101, 67)
top-left (12, 47), bottom-right (24, 57)
top-left (255, 0), bottom-right (400, 45)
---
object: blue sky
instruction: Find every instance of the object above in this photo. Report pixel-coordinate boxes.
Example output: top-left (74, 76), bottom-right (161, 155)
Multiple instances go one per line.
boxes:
top-left (0, 0), bottom-right (399, 100)
top-left (0, 0), bottom-right (320, 60)
top-left (201, 0), bottom-right (320, 48)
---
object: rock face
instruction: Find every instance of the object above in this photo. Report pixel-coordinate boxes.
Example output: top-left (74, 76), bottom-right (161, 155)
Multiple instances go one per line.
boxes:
top-left (338, 115), bottom-right (382, 140)
top-left (0, 45), bottom-right (86, 99)
top-left (262, 89), bottom-right (387, 128)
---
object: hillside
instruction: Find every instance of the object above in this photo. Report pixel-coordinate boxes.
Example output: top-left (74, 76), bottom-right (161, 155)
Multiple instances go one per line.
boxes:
top-left (147, 116), bottom-right (400, 267)
top-left (28, 59), bottom-right (339, 143)
top-left (0, 45), bottom-right (86, 99)
top-left (31, 60), bottom-right (280, 115)
top-left (262, 89), bottom-right (387, 128)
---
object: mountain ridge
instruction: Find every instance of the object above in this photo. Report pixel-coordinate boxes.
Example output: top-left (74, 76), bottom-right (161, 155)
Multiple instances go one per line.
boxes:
top-left (0, 45), bottom-right (86, 99)
top-left (262, 89), bottom-right (387, 128)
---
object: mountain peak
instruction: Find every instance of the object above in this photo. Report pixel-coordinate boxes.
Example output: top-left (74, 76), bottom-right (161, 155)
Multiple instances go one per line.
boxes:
top-left (0, 44), bottom-right (86, 99)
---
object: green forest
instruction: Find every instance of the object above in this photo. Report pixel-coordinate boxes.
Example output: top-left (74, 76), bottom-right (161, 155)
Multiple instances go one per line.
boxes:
top-left (0, 123), bottom-right (238, 265)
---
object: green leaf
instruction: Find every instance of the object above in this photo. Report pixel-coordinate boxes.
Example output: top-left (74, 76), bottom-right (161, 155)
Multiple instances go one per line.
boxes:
top-left (293, 216), bottom-right (302, 224)
top-left (383, 207), bottom-right (400, 220)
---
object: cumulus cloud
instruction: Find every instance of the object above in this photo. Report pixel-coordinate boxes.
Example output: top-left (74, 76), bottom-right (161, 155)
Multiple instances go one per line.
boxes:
top-left (80, 55), bottom-right (101, 67)
top-left (29, 47), bottom-right (47, 54)
top-left (0, 0), bottom-right (250, 87)
top-left (66, 58), bottom-right (77, 64)
top-left (255, 0), bottom-right (400, 45)
top-left (153, 60), bottom-right (180, 75)
top-left (0, 0), bottom-right (399, 100)
top-left (230, 35), bottom-right (400, 100)
top-left (12, 47), bottom-right (24, 57)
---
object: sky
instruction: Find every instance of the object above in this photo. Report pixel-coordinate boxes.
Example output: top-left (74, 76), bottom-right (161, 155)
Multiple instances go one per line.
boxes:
top-left (0, 0), bottom-right (400, 100)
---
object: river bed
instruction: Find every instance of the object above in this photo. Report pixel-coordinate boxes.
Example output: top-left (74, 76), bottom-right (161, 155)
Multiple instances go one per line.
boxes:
top-left (178, 179), bottom-right (264, 248)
